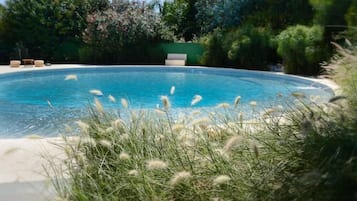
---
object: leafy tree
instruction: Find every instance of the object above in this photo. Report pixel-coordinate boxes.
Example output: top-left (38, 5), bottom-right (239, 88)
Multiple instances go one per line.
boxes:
top-left (244, 0), bottom-right (313, 30)
top-left (195, 0), bottom-right (313, 34)
top-left (88, 0), bottom-right (110, 12)
top-left (309, 0), bottom-right (353, 42)
top-left (310, 0), bottom-right (352, 26)
top-left (0, 0), bottom-right (97, 61)
top-left (345, 0), bottom-right (357, 42)
top-left (161, 0), bottom-right (199, 41)
top-left (195, 0), bottom-right (262, 34)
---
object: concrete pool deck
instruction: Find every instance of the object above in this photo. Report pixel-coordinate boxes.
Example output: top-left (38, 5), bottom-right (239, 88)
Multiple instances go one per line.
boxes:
top-left (0, 64), bottom-right (340, 200)
top-left (0, 137), bottom-right (62, 200)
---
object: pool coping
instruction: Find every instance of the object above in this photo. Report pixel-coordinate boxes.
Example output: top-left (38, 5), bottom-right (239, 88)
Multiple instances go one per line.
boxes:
top-left (0, 64), bottom-right (339, 199)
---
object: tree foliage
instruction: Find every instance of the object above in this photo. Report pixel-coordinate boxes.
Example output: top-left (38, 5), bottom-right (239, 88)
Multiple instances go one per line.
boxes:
top-left (243, 0), bottom-right (313, 30)
top-left (0, 0), bottom-right (94, 61)
top-left (275, 25), bottom-right (326, 75)
top-left (195, 0), bottom-right (262, 34)
top-left (200, 26), bottom-right (274, 69)
top-left (161, 0), bottom-right (199, 41)
top-left (309, 0), bottom-right (355, 42)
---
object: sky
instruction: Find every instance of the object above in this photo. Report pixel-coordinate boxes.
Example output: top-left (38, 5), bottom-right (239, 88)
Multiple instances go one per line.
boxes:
top-left (0, 0), bottom-right (4, 5)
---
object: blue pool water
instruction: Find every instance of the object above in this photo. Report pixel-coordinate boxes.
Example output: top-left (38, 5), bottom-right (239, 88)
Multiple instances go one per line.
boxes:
top-left (0, 66), bottom-right (334, 137)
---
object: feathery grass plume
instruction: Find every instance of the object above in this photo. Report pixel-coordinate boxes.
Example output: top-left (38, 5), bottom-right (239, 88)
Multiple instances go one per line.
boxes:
top-left (146, 159), bottom-right (168, 170)
top-left (206, 126), bottom-right (221, 139)
top-left (249, 101), bottom-right (257, 107)
top-left (213, 175), bottom-right (231, 185)
top-left (177, 132), bottom-right (196, 147)
top-left (223, 135), bottom-right (243, 153)
top-left (75, 120), bottom-right (89, 133)
top-left (112, 118), bottom-right (124, 129)
top-left (309, 95), bottom-right (321, 103)
top-left (211, 197), bottom-right (224, 201)
top-left (120, 98), bottom-right (129, 108)
top-left (128, 169), bottom-right (139, 176)
top-left (191, 110), bottom-right (201, 116)
top-left (276, 105), bottom-right (284, 111)
top-left (81, 137), bottom-right (96, 147)
top-left (291, 92), bottom-right (306, 98)
top-left (154, 134), bottom-right (166, 143)
top-left (172, 123), bottom-right (185, 133)
top-left (119, 133), bottom-right (130, 141)
top-left (191, 117), bottom-right (212, 127)
top-left (215, 148), bottom-right (230, 159)
top-left (209, 111), bottom-right (216, 117)
top-left (169, 171), bottom-right (192, 186)
top-left (130, 111), bottom-right (138, 122)
top-left (99, 139), bottom-right (112, 148)
top-left (217, 102), bottom-right (230, 108)
top-left (160, 95), bottom-right (171, 110)
top-left (25, 134), bottom-right (43, 139)
top-left (89, 89), bottom-right (103, 96)
top-left (234, 96), bottom-right (241, 108)
top-left (262, 108), bottom-right (275, 117)
top-left (94, 98), bottom-right (104, 114)
top-left (154, 108), bottom-right (166, 115)
top-left (64, 74), bottom-right (78, 81)
top-left (108, 95), bottom-right (116, 103)
top-left (3, 147), bottom-right (20, 155)
top-left (105, 127), bottom-right (114, 133)
top-left (119, 151), bottom-right (130, 160)
top-left (191, 95), bottom-right (202, 106)
top-left (64, 124), bottom-right (73, 133)
top-left (170, 86), bottom-right (175, 95)
top-left (238, 112), bottom-right (244, 124)
top-left (47, 100), bottom-right (53, 108)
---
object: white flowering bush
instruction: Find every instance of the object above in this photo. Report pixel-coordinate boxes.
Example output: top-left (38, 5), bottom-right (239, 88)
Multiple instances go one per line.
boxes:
top-left (80, 1), bottom-right (162, 63)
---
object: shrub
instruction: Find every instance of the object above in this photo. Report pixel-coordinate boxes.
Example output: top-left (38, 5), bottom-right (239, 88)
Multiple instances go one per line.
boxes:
top-left (224, 26), bottom-right (275, 69)
top-left (325, 41), bottom-right (357, 110)
top-left (199, 28), bottom-right (227, 66)
top-left (200, 26), bottom-right (275, 69)
top-left (80, 2), bottom-right (162, 64)
top-left (275, 25), bottom-right (327, 75)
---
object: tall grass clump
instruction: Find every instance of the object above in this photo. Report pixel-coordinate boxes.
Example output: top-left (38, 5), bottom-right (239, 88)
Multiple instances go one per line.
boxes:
top-left (51, 101), bottom-right (270, 200)
top-left (49, 42), bottom-right (357, 200)
top-left (258, 40), bottom-right (357, 201)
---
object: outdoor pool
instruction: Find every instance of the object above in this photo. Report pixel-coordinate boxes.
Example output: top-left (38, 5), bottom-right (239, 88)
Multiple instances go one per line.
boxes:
top-left (0, 66), bottom-right (334, 138)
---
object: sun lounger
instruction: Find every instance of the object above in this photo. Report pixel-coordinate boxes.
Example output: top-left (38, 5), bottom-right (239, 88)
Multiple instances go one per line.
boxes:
top-left (165, 53), bottom-right (187, 66)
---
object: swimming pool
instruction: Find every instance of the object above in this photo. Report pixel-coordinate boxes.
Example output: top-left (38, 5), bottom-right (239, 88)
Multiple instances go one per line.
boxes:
top-left (0, 66), bottom-right (334, 137)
